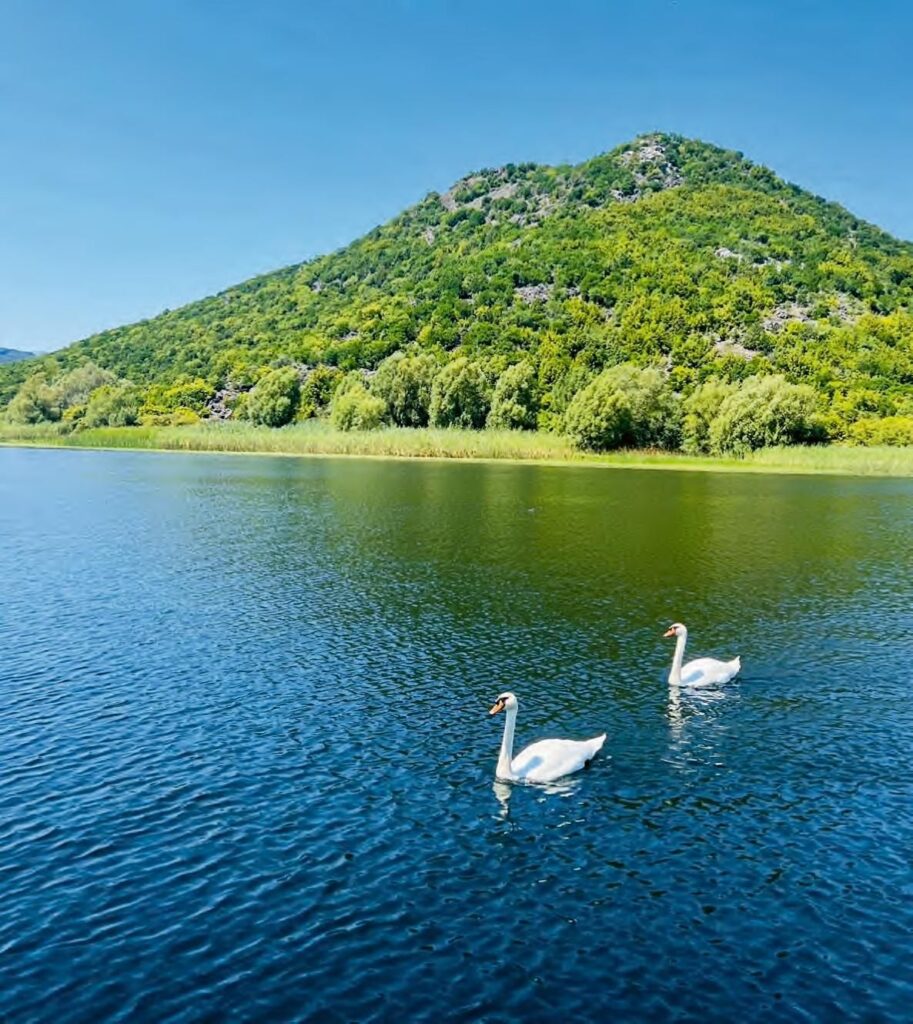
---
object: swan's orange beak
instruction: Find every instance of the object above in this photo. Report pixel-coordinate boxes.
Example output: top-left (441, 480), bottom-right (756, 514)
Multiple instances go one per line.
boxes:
top-left (663, 627), bottom-right (676, 638)
top-left (489, 698), bottom-right (506, 715)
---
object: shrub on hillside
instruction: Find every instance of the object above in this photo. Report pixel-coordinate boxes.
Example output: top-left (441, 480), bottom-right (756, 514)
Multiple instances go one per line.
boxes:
top-left (156, 377), bottom-right (211, 413)
top-left (169, 407), bottom-right (202, 426)
top-left (371, 352), bottom-right (437, 427)
top-left (246, 367), bottom-right (300, 427)
top-left (488, 361), bottom-right (538, 430)
top-left (708, 375), bottom-right (819, 454)
top-left (83, 384), bottom-right (141, 427)
top-left (830, 388), bottom-right (896, 425)
top-left (564, 364), bottom-right (681, 451)
top-left (61, 404), bottom-right (86, 427)
top-left (141, 377), bottom-right (212, 423)
top-left (429, 358), bottom-right (491, 429)
top-left (848, 415), bottom-right (913, 446)
top-left (330, 383), bottom-right (386, 431)
top-left (139, 406), bottom-right (201, 427)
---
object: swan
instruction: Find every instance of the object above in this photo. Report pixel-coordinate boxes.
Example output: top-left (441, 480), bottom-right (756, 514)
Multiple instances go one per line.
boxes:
top-left (663, 622), bottom-right (741, 687)
top-left (489, 692), bottom-right (606, 783)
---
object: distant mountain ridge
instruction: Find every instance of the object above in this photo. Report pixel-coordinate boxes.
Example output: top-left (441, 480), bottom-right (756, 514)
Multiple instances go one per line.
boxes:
top-left (0, 347), bottom-right (35, 365)
top-left (2, 132), bottom-right (912, 411)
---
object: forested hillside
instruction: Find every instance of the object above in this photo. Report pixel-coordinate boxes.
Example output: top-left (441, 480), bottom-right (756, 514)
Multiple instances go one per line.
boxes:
top-left (4, 133), bottom-right (913, 450)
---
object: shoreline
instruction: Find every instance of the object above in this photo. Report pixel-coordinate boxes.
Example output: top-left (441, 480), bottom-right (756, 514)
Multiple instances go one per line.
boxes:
top-left (2, 423), bottom-right (912, 478)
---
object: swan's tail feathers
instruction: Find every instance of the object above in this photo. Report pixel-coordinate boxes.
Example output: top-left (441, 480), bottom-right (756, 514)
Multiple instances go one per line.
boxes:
top-left (730, 656), bottom-right (742, 676)
top-left (582, 734), bottom-right (607, 771)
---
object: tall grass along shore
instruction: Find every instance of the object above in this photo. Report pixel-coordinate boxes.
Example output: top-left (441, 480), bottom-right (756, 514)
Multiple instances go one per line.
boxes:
top-left (2, 421), bottom-right (913, 477)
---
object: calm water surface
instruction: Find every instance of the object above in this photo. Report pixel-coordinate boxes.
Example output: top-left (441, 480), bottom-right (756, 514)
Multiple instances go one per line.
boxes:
top-left (1, 448), bottom-right (912, 1022)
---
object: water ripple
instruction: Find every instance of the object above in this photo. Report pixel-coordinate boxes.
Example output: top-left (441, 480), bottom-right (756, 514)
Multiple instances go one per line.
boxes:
top-left (1, 449), bottom-right (912, 1021)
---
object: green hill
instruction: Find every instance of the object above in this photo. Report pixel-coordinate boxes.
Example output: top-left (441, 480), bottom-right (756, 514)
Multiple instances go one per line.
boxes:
top-left (3, 132), bottom-right (913, 443)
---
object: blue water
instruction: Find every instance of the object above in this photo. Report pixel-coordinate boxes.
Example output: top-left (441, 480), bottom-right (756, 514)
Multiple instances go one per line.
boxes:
top-left (1, 447), bottom-right (912, 1022)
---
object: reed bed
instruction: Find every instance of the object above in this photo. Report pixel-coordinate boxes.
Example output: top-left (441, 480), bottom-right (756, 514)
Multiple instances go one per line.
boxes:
top-left (2, 421), bottom-right (913, 477)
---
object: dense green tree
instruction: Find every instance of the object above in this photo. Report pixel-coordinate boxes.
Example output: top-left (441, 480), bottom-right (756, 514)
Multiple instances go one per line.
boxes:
top-left (54, 362), bottom-right (116, 408)
top-left (83, 384), bottom-right (141, 427)
top-left (708, 375), bottom-right (819, 454)
top-left (245, 367), bottom-right (300, 427)
top-left (564, 363), bottom-right (681, 450)
top-left (298, 365), bottom-right (343, 418)
top-left (488, 361), bottom-right (539, 430)
top-left (429, 357), bottom-right (491, 428)
top-left (682, 379), bottom-right (737, 453)
top-left (371, 351), bottom-right (437, 427)
top-left (5, 373), bottom-right (60, 424)
top-left (330, 383), bottom-right (386, 431)
top-left (563, 376), bottom-right (632, 450)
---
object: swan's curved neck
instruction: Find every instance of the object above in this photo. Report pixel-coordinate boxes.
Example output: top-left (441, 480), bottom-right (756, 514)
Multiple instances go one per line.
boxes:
top-left (669, 630), bottom-right (688, 685)
top-left (497, 707), bottom-right (517, 780)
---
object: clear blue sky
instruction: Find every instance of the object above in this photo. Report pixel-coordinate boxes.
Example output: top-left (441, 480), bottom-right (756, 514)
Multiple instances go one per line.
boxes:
top-left (2, 0), bottom-right (911, 354)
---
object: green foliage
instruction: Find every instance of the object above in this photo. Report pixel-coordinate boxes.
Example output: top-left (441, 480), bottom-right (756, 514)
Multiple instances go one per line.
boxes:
top-left (5, 373), bottom-right (61, 424)
top-left (245, 367), bottom-right (300, 427)
top-left (329, 383), bottom-right (386, 431)
top-left (333, 370), bottom-right (370, 398)
top-left (488, 361), bottom-right (539, 430)
top-left (61, 403), bottom-right (86, 426)
top-left (564, 364), bottom-right (681, 450)
top-left (169, 407), bottom-right (202, 426)
top-left (682, 379), bottom-right (737, 454)
top-left (429, 357), bottom-right (491, 428)
top-left (5, 361), bottom-right (118, 424)
top-left (84, 384), bottom-right (141, 427)
top-left (849, 415), bottom-right (913, 446)
top-left (830, 388), bottom-right (897, 425)
top-left (538, 362), bottom-right (596, 432)
top-left (231, 392), bottom-right (250, 421)
top-left (371, 351), bottom-right (437, 427)
top-left (708, 375), bottom-right (819, 454)
top-left (139, 406), bottom-right (202, 426)
top-left (299, 365), bottom-right (343, 418)
top-left (54, 362), bottom-right (116, 408)
top-left (143, 376), bottom-right (211, 413)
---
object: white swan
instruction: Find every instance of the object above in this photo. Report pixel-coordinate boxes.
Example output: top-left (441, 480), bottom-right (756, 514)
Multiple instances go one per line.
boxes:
top-left (664, 622), bottom-right (741, 687)
top-left (489, 692), bottom-right (606, 783)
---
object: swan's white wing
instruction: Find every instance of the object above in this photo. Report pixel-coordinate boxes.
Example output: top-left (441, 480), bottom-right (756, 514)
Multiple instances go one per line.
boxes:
top-left (681, 656), bottom-right (741, 687)
top-left (511, 734), bottom-right (606, 784)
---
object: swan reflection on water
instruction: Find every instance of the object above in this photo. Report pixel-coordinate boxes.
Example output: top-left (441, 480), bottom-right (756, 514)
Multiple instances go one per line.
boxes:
top-left (667, 683), bottom-right (685, 742)
top-left (492, 774), bottom-right (585, 818)
top-left (666, 679), bottom-right (734, 774)
top-left (667, 681), bottom-right (729, 737)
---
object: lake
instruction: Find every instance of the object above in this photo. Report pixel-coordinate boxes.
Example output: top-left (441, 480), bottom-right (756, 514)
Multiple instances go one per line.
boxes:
top-left (1, 447), bottom-right (912, 1022)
